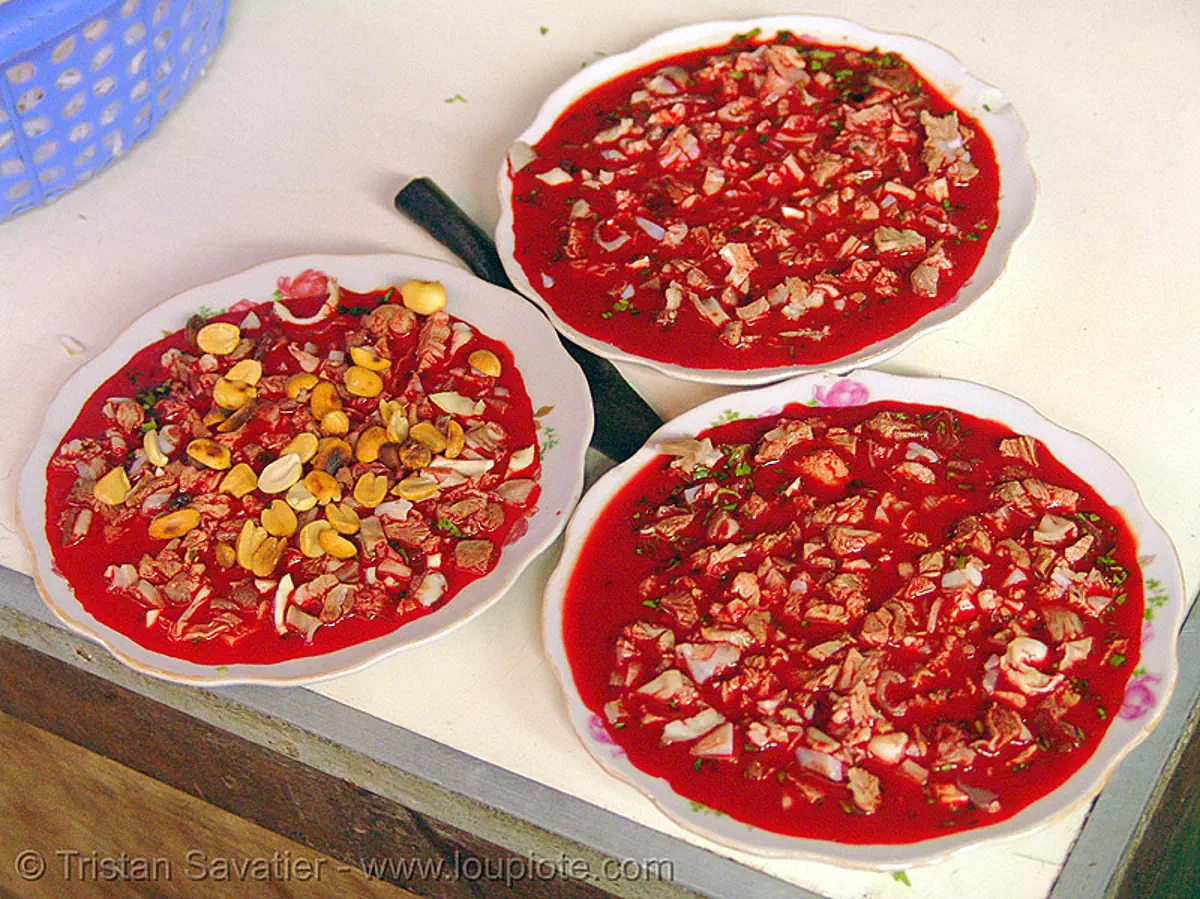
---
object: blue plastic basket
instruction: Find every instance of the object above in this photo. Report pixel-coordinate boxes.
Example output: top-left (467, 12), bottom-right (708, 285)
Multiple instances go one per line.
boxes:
top-left (0, 0), bottom-right (228, 220)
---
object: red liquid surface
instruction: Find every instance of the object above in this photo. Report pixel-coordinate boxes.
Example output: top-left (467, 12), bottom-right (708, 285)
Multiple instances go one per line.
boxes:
top-left (511, 36), bottom-right (1001, 370)
top-left (563, 402), bottom-right (1143, 842)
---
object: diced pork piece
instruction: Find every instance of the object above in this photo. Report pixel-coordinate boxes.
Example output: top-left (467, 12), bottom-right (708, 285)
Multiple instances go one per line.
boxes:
top-left (754, 419), bottom-right (815, 462)
top-left (454, 539), bottom-right (494, 573)
top-left (661, 707), bottom-right (726, 744)
top-left (1042, 606), bottom-right (1084, 642)
top-left (848, 767), bottom-right (882, 814)
top-left (933, 782), bottom-right (970, 808)
top-left (864, 412), bottom-right (929, 441)
top-left (892, 461), bottom-right (937, 484)
top-left (658, 280), bottom-right (685, 326)
top-left (657, 124), bottom-right (701, 170)
top-left (718, 242), bottom-right (758, 291)
top-left (677, 643), bottom-right (741, 684)
top-left (872, 226), bottom-right (927, 254)
top-left (691, 722), bottom-right (735, 757)
top-left (980, 705), bottom-right (1029, 754)
top-left (658, 437), bottom-right (723, 474)
top-left (702, 167), bottom-right (726, 195)
top-left (795, 449), bottom-right (850, 486)
top-left (1033, 514), bottom-right (1078, 546)
top-left (659, 591), bottom-right (699, 629)
top-left (867, 733), bottom-right (909, 764)
top-left (415, 311), bottom-right (451, 371)
top-left (643, 512), bottom-right (694, 539)
top-left (594, 117), bottom-right (633, 144)
top-left (638, 669), bottom-right (700, 704)
top-left (795, 747), bottom-right (844, 782)
top-left (826, 526), bottom-right (881, 557)
top-left (999, 435), bottom-right (1038, 466)
top-left (1023, 479), bottom-right (1080, 513)
top-left (910, 264), bottom-right (940, 297)
top-left (1059, 638), bottom-right (1093, 671)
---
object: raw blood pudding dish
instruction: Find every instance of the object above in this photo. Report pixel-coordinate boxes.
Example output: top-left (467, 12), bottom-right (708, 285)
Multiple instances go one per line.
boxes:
top-left (45, 271), bottom-right (541, 665)
top-left (507, 30), bottom-right (1001, 370)
top-left (561, 402), bottom-right (1144, 841)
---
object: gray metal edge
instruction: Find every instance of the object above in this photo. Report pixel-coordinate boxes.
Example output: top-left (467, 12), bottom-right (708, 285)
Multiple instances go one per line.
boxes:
top-left (1049, 590), bottom-right (1200, 899)
top-left (0, 564), bottom-right (820, 899)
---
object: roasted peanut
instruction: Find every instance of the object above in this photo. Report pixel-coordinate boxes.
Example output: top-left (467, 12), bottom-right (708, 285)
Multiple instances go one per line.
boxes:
top-left (257, 453), bottom-right (303, 494)
top-left (386, 407), bottom-right (410, 444)
top-left (445, 420), bottom-right (465, 459)
top-left (236, 519), bottom-right (269, 569)
top-left (225, 359), bottom-right (263, 386)
top-left (318, 528), bottom-right (358, 559)
top-left (409, 421), bottom-right (447, 453)
top-left (94, 467), bottom-right (131, 505)
top-left (285, 482), bottom-right (318, 512)
top-left (143, 429), bottom-right (169, 467)
top-left (353, 472), bottom-right (388, 508)
top-left (261, 499), bottom-right (298, 537)
top-left (349, 345), bottom-right (391, 372)
top-left (219, 463), bottom-right (258, 498)
top-left (202, 409), bottom-right (227, 427)
top-left (310, 381), bottom-right (342, 420)
top-left (467, 349), bottom-right (502, 377)
top-left (304, 469), bottom-right (342, 504)
top-left (355, 425), bottom-right (388, 463)
top-left (196, 321), bottom-right (241, 355)
top-left (213, 377), bottom-right (256, 411)
top-left (216, 401), bottom-right (256, 434)
top-left (320, 409), bottom-right (350, 435)
top-left (399, 280), bottom-right (447, 316)
top-left (324, 502), bottom-right (361, 535)
top-left (298, 520), bottom-right (332, 558)
top-left (344, 366), bottom-right (383, 398)
top-left (214, 542), bottom-right (236, 569)
top-left (398, 440), bottom-right (432, 470)
top-left (187, 438), bottom-right (232, 470)
top-left (251, 535), bottom-right (285, 577)
top-left (285, 373), bottom-right (319, 399)
top-left (393, 475), bottom-right (439, 502)
top-left (311, 437), bottom-right (352, 473)
top-left (149, 508), bottom-right (201, 540)
top-left (279, 432), bottom-right (319, 464)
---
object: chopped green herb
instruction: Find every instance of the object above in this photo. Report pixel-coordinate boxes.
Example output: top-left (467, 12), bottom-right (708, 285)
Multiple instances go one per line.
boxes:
top-left (139, 419), bottom-right (157, 433)
top-left (893, 871), bottom-right (912, 887)
top-left (271, 288), bottom-right (284, 301)
top-left (1109, 653), bottom-right (1126, 667)
top-left (758, 133), bottom-right (770, 144)
top-left (732, 27), bottom-right (762, 42)
top-left (642, 599), bottom-right (660, 609)
top-left (600, 311), bottom-right (614, 319)
top-left (436, 518), bottom-right (464, 538)
top-left (613, 721), bottom-right (626, 730)
top-left (982, 102), bottom-right (993, 112)
top-left (337, 305), bottom-right (370, 316)
top-left (691, 466), bottom-right (712, 480)
top-left (735, 461), bottom-right (752, 477)
top-left (810, 49), bottom-right (836, 61)
top-left (444, 93), bottom-right (467, 104)
top-left (731, 70), bottom-right (744, 80)
top-left (539, 25), bottom-right (548, 35)
top-left (1096, 706), bottom-right (1108, 720)
top-left (693, 758), bottom-right (703, 772)
top-left (833, 68), bottom-right (854, 82)
top-left (965, 232), bottom-right (980, 241)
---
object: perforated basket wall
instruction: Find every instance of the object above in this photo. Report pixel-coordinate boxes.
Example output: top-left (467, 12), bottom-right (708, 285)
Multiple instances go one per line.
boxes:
top-left (0, 0), bottom-right (229, 220)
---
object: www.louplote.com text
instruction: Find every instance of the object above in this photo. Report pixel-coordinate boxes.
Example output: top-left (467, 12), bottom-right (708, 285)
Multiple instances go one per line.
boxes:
top-left (12, 848), bottom-right (675, 886)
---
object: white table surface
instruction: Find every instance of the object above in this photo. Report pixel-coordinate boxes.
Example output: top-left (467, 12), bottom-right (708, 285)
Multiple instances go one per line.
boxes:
top-left (1, 1), bottom-right (1197, 896)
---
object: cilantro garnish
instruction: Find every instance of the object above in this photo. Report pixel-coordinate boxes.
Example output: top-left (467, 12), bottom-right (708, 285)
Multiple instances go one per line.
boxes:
top-left (337, 305), bottom-right (370, 316)
top-left (444, 93), bottom-right (467, 104)
top-left (893, 871), bottom-right (912, 887)
top-left (641, 599), bottom-right (660, 609)
top-left (735, 461), bottom-right (752, 477)
top-left (436, 518), bottom-right (464, 537)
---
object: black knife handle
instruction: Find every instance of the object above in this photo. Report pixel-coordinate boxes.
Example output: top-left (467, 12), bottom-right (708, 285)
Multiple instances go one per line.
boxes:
top-left (394, 177), bottom-right (663, 462)
top-left (395, 178), bottom-right (515, 291)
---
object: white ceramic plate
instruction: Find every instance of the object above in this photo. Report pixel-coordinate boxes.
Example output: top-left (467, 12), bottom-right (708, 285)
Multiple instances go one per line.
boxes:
top-left (496, 16), bottom-right (1036, 386)
top-left (18, 253), bottom-right (593, 686)
top-left (542, 370), bottom-right (1183, 867)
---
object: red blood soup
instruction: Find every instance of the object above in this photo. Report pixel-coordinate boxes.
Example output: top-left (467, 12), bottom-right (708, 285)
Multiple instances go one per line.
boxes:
top-left (509, 34), bottom-right (1001, 370)
top-left (45, 272), bottom-right (541, 665)
top-left (562, 402), bottom-right (1143, 842)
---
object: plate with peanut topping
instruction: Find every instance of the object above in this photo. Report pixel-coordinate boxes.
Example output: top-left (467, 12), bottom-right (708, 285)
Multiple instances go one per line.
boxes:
top-left (497, 16), bottom-right (1035, 384)
top-left (19, 254), bottom-right (591, 685)
top-left (543, 370), bottom-right (1182, 865)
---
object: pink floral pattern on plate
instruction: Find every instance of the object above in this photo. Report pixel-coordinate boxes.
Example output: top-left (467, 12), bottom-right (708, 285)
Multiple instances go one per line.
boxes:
top-left (589, 714), bottom-right (626, 758)
top-left (812, 379), bottom-right (869, 407)
top-left (1119, 675), bottom-right (1162, 721)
